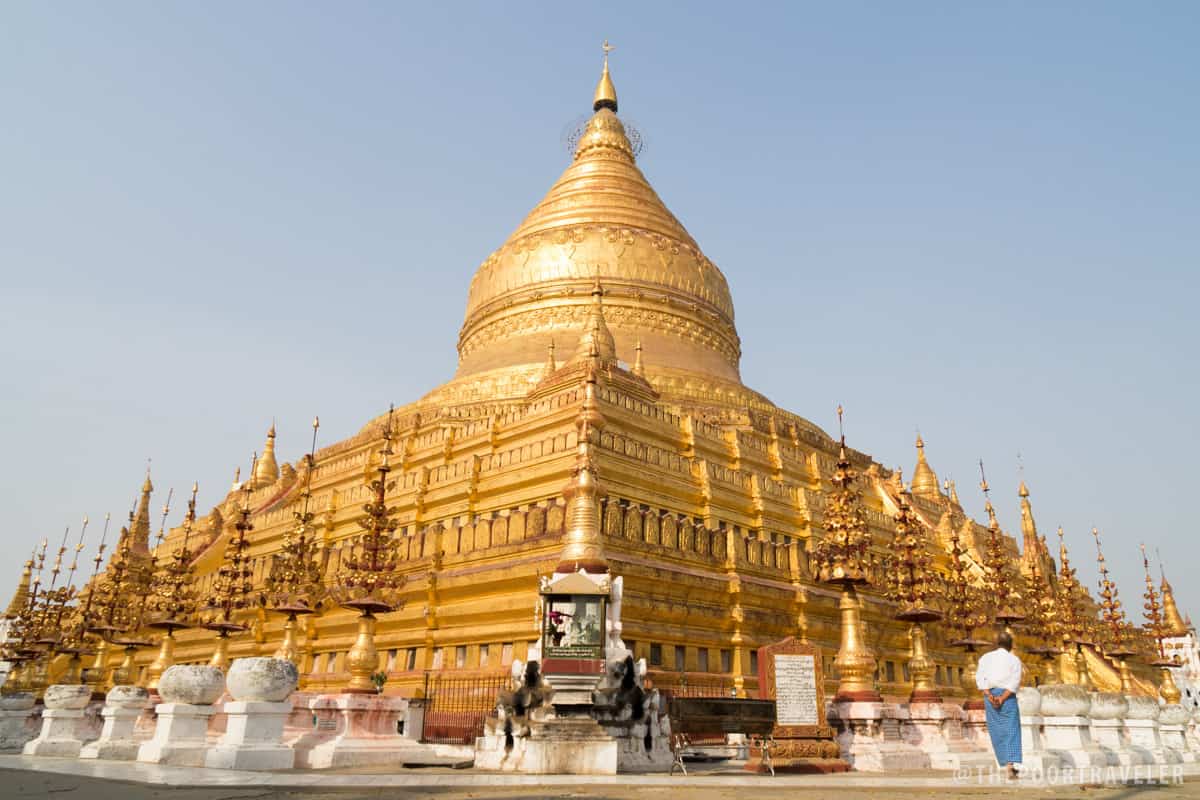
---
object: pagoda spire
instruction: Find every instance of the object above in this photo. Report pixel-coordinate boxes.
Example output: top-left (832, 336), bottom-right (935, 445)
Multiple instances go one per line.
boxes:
top-left (1160, 561), bottom-right (1190, 637)
top-left (631, 339), bottom-right (645, 377)
top-left (129, 467), bottom-right (154, 553)
top-left (910, 434), bottom-right (941, 500)
top-left (556, 360), bottom-right (608, 574)
top-left (252, 421), bottom-right (280, 488)
top-left (2, 554), bottom-right (34, 619)
top-left (572, 278), bottom-right (617, 364)
top-left (1017, 478), bottom-right (1044, 575)
top-left (946, 478), bottom-right (961, 506)
top-left (593, 39), bottom-right (618, 112)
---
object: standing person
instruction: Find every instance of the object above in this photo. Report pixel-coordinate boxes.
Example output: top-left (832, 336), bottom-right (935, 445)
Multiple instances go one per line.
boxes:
top-left (975, 630), bottom-right (1023, 779)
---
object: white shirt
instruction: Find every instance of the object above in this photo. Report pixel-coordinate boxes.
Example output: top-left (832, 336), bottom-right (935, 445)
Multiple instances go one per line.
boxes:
top-left (975, 647), bottom-right (1023, 693)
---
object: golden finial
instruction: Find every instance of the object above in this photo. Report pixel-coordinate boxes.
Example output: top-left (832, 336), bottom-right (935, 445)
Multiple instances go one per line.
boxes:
top-left (593, 39), bottom-right (618, 112)
top-left (632, 339), bottom-right (644, 377)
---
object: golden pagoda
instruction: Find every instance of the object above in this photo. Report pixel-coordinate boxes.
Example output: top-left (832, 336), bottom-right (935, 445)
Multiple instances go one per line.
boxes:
top-left (26, 46), bottom-right (1169, 706)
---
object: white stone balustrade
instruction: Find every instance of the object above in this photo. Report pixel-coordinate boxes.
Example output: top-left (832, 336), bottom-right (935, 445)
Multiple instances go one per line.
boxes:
top-left (1087, 691), bottom-right (1136, 766)
top-left (1124, 695), bottom-right (1172, 765)
top-left (1037, 684), bottom-right (1106, 768)
top-left (1158, 703), bottom-right (1193, 763)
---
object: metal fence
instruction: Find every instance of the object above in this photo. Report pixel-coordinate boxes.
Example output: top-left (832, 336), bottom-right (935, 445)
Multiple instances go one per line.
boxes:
top-left (647, 670), bottom-right (737, 699)
top-left (420, 670), bottom-right (509, 745)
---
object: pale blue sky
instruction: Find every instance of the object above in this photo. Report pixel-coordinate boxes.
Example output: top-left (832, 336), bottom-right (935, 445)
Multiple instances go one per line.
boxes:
top-left (1, 3), bottom-right (1196, 621)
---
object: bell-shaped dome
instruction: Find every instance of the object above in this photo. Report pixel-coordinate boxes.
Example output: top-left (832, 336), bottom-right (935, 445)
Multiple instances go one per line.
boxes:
top-left (454, 59), bottom-right (742, 392)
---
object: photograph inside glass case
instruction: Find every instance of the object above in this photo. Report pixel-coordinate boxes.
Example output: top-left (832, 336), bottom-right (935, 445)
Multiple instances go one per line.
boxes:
top-left (543, 595), bottom-right (605, 657)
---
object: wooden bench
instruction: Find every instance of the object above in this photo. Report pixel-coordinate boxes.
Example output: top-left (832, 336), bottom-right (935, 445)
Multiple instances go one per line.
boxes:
top-left (665, 696), bottom-right (776, 776)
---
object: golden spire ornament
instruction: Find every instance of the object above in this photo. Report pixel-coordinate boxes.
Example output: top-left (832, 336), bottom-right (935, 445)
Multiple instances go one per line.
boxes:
top-left (34, 522), bottom-right (79, 650)
top-left (1141, 544), bottom-right (1181, 703)
top-left (1055, 528), bottom-right (1095, 690)
top-left (264, 417), bottom-right (328, 667)
top-left (556, 354), bottom-right (608, 574)
top-left (1090, 528), bottom-right (1137, 693)
top-left (887, 479), bottom-right (943, 702)
top-left (12, 540), bottom-right (50, 695)
top-left (105, 489), bottom-right (172, 686)
top-left (71, 513), bottom-right (115, 694)
top-left (942, 523), bottom-right (991, 705)
top-left (145, 484), bottom-right (201, 691)
top-left (203, 460), bottom-right (257, 672)
top-left (41, 519), bottom-right (93, 685)
top-left (813, 406), bottom-right (879, 702)
top-left (978, 462), bottom-right (1025, 630)
top-left (593, 39), bottom-right (618, 112)
top-left (331, 405), bottom-right (407, 693)
top-left (1022, 553), bottom-right (1064, 685)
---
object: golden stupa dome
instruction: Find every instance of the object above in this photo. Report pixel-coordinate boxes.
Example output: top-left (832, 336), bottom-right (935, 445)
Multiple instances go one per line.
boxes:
top-left (454, 52), bottom-right (743, 395)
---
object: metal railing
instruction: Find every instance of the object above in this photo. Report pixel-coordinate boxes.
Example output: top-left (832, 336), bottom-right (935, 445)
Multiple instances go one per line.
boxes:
top-left (420, 670), bottom-right (509, 745)
top-left (648, 670), bottom-right (738, 699)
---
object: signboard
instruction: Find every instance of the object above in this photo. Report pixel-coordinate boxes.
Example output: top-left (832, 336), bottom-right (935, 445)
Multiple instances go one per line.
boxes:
top-left (772, 653), bottom-right (820, 726)
top-left (757, 638), bottom-right (833, 740)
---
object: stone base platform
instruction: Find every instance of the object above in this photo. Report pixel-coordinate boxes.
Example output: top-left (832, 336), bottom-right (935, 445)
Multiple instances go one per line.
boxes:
top-left (294, 693), bottom-right (437, 770)
top-left (476, 715), bottom-right (617, 774)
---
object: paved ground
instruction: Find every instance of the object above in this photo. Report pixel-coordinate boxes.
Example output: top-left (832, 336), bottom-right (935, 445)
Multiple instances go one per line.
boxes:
top-left (5, 768), bottom-right (1200, 800)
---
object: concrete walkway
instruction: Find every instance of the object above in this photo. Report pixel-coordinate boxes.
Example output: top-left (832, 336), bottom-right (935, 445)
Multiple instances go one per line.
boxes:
top-left (2, 755), bottom-right (1199, 791)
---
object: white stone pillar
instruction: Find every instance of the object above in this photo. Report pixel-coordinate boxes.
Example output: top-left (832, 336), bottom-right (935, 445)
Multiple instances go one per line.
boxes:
top-left (204, 657), bottom-right (299, 770)
top-left (23, 684), bottom-right (92, 757)
top-left (0, 692), bottom-right (38, 753)
top-left (136, 665), bottom-right (225, 766)
top-left (80, 686), bottom-right (149, 760)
